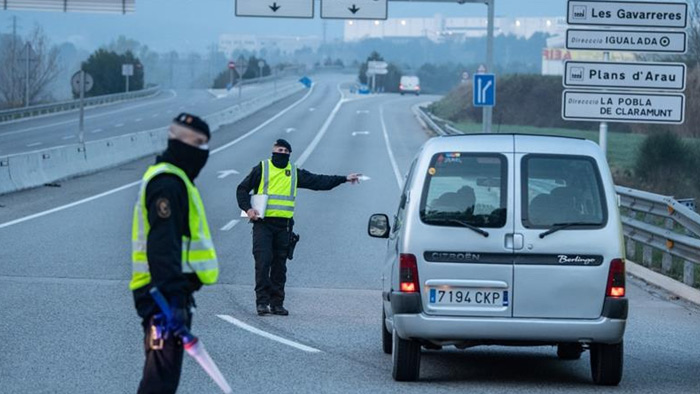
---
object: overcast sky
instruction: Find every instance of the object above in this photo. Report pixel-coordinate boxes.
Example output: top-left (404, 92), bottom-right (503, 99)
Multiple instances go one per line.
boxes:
top-left (0, 0), bottom-right (565, 52)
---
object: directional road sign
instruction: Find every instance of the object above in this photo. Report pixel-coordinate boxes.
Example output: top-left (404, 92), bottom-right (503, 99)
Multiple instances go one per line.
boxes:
top-left (236, 0), bottom-right (313, 18)
top-left (473, 74), bottom-right (495, 107)
top-left (564, 61), bottom-right (686, 91)
top-left (321, 0), bottom-right (388, 20)
top-left (566, 29), bottom-right (687, 53)
top-left (567, 1), bottom-right (688, 29)
top-left (122, 64), bottom-right (134, 77)
top-left (71, 71), bottom-right (93, 95)
top-left (562, 90), bottom-right (685, 124)
top-left (367, 61), bottom-right (388, 75)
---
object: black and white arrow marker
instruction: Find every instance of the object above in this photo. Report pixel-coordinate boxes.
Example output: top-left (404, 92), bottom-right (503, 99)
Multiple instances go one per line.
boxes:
top-left (269, 2), bottom-right (281, 12)
top-left (348, 4), bottom-right (360, 14)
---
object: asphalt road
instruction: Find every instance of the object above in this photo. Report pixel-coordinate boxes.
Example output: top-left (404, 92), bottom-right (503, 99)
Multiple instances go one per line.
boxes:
top-left (0, 77), bottom-right (297, 156)
top-left (0, 74), bottom-right (699, 393)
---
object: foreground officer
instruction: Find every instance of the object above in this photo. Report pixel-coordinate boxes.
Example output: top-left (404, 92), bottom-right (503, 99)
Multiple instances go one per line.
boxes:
top-left (130, 113), bottom-right (218, 393)
top-left (237, 139), bottom-right (359, 316)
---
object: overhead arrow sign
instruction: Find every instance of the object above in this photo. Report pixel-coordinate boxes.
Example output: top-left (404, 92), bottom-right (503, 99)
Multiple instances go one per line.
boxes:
top-left (321, 0), bottom-right (387, 20)
top-left (236, 0), bottom-right (313, 18)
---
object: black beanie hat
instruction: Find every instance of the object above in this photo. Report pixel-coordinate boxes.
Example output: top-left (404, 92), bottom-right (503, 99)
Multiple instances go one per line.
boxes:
top-left (274, 138), bottom-right (292, 153)
top-left (174, 113), bottom-right (210, 139)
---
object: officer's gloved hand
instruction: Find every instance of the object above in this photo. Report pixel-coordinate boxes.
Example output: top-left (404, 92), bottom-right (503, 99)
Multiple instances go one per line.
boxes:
top-left (166, 296), bottom-right (189, 338)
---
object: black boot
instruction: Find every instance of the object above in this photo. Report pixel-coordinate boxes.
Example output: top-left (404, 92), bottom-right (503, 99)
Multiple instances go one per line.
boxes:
top-left (270, 305), bottom-right (289, 316)
top-left (257, 304), bottom-right (270, 316)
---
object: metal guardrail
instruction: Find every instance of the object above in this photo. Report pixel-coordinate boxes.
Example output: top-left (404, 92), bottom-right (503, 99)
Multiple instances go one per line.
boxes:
top-left (417, 106), bottom-right (699, 288)
top-left (617, 186), bottom-right (699, 287)
top-left (0, 86), bottom-right (160, 123)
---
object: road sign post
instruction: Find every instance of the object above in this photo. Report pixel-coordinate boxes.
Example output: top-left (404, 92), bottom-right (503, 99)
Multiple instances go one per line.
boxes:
top-left (122, 64), bottom-right (134, 93)
top-left (71, 70), bottom-right (93, 145)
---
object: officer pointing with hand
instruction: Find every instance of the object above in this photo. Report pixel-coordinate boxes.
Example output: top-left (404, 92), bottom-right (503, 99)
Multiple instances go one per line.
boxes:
top-left (237, 139), bottom-right (360, 316)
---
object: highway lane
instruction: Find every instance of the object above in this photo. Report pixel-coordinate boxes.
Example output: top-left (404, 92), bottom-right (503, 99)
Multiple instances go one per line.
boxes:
top-left (0, 77), bottom-right (298, 156)
top-left (1, 75), bottom-right (699, 393)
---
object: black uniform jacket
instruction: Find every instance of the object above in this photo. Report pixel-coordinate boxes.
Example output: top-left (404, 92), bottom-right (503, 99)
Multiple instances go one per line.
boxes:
top-left (236, 162), bottom-right (347, 222)
top-left (133, 161), bottom-right (202, 319)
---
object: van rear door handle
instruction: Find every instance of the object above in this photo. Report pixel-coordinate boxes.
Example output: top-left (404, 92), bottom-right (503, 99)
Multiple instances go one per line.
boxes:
top-left (505, 233), bottom-right (524, 250)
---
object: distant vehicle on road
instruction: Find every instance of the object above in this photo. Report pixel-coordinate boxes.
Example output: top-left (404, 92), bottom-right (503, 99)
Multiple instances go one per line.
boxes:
top-left (399, 76), bottom-right (420, 96)
top-left (368, 134), bottom-right (627, 385)
top-left (358, 84), bottom-right (370, 95)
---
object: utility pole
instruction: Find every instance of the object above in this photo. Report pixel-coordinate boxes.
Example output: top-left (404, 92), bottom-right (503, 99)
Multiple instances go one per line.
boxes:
top-left (483, 0), bottom-right (494, 133)
top-left (25, 42), bottom-right (31, 107)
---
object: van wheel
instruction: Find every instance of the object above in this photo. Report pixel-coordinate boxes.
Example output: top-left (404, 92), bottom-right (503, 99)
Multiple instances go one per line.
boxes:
top-left (590, 341), bottom-right (623, 386)
top-left (392, 329), bottom-right (421, 381)
top-left (382, 309), bottom-right (392, 354)
top-left (557, 343), bottom-right (583, 360)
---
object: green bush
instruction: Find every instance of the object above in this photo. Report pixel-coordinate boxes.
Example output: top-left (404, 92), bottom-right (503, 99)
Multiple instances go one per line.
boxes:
top-left (634, 132), bottom-right (700, 198)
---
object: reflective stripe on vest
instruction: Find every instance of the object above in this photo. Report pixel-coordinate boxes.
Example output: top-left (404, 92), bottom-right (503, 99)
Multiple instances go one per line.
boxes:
top-left (256, 159), bottom-right (297, 218)
top-left (130, 163), bottom-right (219, 291)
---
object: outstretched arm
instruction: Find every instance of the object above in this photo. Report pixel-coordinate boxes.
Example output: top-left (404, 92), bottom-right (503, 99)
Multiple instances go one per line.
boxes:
top-left (298, 168), bottom-right (360, 191)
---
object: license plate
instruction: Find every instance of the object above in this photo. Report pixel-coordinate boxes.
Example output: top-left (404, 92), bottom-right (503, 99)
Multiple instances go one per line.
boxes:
top-left (429, 288), bottom-right (509, 307)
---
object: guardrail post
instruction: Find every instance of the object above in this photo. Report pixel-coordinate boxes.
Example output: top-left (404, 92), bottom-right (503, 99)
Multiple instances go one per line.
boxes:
top-left (684, 261), bottom-right (695, 286)
top-left (642, 213), bottom-right (653, 268)
top-left (662, 218), bottom-right (673, 274)
top-left (625, 236), bottom-right (636, 261)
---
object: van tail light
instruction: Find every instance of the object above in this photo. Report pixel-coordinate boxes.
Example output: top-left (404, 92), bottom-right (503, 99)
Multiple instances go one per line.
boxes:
top-left (606, 259), bottom-right (626, 297)
top-left (416, 85), bottom-right (420, 90)
top-left (399, 84), bottom-right (404, 89)
top-left (399, 254), bottom-right (419, 293)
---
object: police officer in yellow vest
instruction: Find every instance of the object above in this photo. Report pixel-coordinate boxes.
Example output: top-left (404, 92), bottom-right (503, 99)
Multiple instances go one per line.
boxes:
top-left (131, 113), bottom-right (217, 393)
top-left (237, 139), bottom-right (360, 316)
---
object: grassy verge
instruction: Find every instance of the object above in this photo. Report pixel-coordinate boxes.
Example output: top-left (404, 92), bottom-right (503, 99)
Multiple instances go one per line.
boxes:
top-left (452, 121), bottom-right (643, 172)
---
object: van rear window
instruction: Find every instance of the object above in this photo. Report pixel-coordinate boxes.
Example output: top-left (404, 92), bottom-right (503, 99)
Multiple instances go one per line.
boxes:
top-left (522, 155), bottom-right (607, 228)
top-left (420, 153), bottom-right (507, 229)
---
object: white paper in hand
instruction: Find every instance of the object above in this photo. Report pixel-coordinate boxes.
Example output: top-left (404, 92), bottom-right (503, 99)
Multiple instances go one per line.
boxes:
top-left (240, 194), bottom-right (268, 219)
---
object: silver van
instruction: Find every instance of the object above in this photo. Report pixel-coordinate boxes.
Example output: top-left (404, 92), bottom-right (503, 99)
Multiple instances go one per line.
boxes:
top-left (368, 134), bottom-right (627, 385)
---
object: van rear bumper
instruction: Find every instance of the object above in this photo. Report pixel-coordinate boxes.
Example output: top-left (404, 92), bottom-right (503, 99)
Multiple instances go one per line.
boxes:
top-left (393, 313), bottom-right (626, 344)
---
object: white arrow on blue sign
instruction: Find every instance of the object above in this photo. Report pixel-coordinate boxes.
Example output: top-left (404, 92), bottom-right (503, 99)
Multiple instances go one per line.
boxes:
top-left (473, 74), bottom-right (496, 107)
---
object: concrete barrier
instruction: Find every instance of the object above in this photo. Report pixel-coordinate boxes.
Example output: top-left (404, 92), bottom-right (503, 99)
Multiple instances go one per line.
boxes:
top-left (0, 82), bottom-right (306, 195)
top-left (0, 156), bottom-right (13, 195)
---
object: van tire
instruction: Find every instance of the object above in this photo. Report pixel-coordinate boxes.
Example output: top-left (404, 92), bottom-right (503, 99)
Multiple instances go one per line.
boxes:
top-left (392, 329), bottom-right (421, 381)
top-left (557, 343), bottom-right (583, 360)
top-left (590, 341), bottom-right (623, 386)
top-left (382, 309), bottom-right (392, 354)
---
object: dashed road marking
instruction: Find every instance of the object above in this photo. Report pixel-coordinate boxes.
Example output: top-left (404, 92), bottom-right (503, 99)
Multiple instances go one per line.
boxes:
top-left (220, 220), bottom-right (240, 232)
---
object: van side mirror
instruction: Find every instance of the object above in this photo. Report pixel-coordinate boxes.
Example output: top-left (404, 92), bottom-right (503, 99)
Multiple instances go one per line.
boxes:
top-left (368, 214), bottom-right (390, 238)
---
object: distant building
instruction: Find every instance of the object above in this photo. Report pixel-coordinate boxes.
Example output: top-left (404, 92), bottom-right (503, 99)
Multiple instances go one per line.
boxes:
top-left (541, 35), bottom-right (636, 76)
top-left (344, 14), bottom-right (566, 42)
top-left (218, 34), bottom-right (322, 57)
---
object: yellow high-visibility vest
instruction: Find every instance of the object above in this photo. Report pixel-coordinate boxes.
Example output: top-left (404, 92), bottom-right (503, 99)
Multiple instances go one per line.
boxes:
top-left (130, 162), bottom-right (219, 291)
top-left (256, 159), bottom-right (297, 219)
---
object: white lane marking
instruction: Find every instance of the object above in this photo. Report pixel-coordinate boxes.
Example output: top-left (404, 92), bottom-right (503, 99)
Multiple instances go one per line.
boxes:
top-left (211, 85), bottom-right (315, 155)
top-left (220, 220), bottom-right (240, 232)
top-left (0, 90), bottom-right (177, 138)
top-left (0, 181), bottom-right (141, 230)
top-left (152, 113), bottom-right (159, 118)
top-left (217, 315), bottom-right (322, 353)
top-left (90, 128), bottom-right (103, 134)
top-left (0, 84), bottom-right (317, 230)
top-left (379, 104), bottom-right (403, 190)
top-left (356, 110), bottom-right (369, 114)
top-left (352, 131), bottom-right (370, 136)
top-left (217, 169), bottom-right (240, 179)
top-left (61, 135), bottom-right (75, 140)
top-left (296, 84), bottom-right (345, 167)
top-left (285, 128), bottom-right (296, 133)
top-left (309, 108), bottom-right (315, 112)
top-left (134, 118), bottom-right (142, 122)
top-left (115, 123), bottom-right (125, 128)
top-left (26, 142), bottom-right (42, 147)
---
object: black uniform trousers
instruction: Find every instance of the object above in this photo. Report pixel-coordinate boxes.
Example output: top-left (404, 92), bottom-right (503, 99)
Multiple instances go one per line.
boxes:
top-left (253, 219), bottom-right (291, 307)
top-left (137, 311), bottom-right (193, 394)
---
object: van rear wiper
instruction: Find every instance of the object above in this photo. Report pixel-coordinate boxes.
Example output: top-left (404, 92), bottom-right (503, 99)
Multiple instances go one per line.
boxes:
top-left (539, 222), bottom-right (600, 239)
top-left (424, 216), bottom-right (489, 238)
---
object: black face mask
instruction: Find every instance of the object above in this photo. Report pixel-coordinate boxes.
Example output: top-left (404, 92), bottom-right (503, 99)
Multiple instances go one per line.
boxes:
top-left (271, 152), bottom-right (290, 169)
top-left (160, 139), bottom-right (209, 181)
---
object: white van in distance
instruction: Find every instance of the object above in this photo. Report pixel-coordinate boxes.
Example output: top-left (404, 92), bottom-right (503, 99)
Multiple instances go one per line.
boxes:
top-left (400, 76), bottom-right (421, 96)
